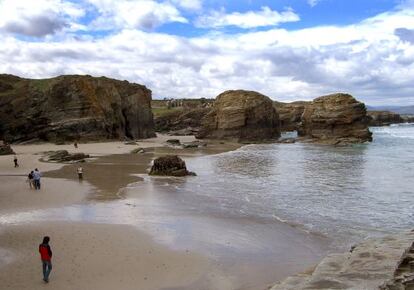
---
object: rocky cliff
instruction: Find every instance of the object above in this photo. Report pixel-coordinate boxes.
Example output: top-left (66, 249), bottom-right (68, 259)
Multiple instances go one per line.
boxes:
top-left (298, 93), bottom-right (372, 144)
top-left (271, 231), bottom-right (414, 290)
top-left (0, 74), bottom-right (155, 143)
top-left (402, 115), bottom-right (414, 123)
top-left (274, 101), bottom-right (309, 132)
top-left (368, 111), bottom-right (404, 126)
top-left (196, 90), bottom-right (280, 142)
top-left (155, 107), bottom-right (211, 135)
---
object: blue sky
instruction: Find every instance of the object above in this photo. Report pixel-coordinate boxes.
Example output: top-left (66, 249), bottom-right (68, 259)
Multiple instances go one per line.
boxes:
top-left (0, 0), bottom-right (414, 105)
top-left (158, 0), bottom-right (400, 36)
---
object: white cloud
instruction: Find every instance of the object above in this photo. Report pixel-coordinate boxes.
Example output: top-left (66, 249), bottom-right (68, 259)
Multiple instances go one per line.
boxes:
top-left (87, 0), bottom-right (188, 30)
top-left (0, 0), bottom-right (84, 37)
top-left (307, 0), bottom-right (321, 7)
top-left (0, 1), bottom-right (414, 105)
top-left (170, 0), bottom-right (202, 11)
top-left (195, 6), bottom-right (300, 29)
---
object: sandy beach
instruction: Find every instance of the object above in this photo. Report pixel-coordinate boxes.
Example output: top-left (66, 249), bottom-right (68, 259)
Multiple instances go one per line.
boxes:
top-left (0, 135), bottom-right (332, 290)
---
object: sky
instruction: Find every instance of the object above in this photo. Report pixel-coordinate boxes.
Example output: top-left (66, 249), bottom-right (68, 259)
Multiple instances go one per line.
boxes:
top-left (0, 0), bottom-right (414, 105)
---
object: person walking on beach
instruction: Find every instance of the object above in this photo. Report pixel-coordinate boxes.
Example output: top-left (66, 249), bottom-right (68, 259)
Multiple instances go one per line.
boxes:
top-left (77, 166), bottom-right (83, 179)
top-left (39, 236), bottom-right (52, 283)
top-left (27, 171), bottom-right (34, 189)
top-left (13, 155), bottom-right (19, 167)
top-left (74, 142), bottom-right (78, 149)
top-left (33, 168), bottom-right (41, 190)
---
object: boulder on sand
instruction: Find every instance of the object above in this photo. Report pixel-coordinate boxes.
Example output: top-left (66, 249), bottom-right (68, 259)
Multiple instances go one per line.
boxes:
top-left (0, 140), bottom-right (14, 155)
top-left (298, 93), bottom-right (372, 144)
top-left (46, 150), bottom-right (90, 162)
top-left (149, 155), bottom-right (196, 176)
top-left (196, 90), bottom-right (280, 142)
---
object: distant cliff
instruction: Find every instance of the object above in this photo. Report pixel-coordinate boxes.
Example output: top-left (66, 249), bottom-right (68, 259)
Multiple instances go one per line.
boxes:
top-left (0, 74), bottom-right (155, 143)
top-left (367, 111), bottom-right (404, 126)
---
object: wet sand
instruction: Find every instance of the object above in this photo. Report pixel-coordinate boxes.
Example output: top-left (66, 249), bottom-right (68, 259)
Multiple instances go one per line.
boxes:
top-left (0, 222), bottom-right (209, 290)
top-left (0, 136), bottom-right (333, 290)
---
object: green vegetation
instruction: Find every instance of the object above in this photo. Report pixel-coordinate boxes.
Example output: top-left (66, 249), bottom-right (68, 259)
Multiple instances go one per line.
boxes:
top-left (152, 106), bottom-right (183, 117)
top-left (30, 79), bottom-right (53, 92)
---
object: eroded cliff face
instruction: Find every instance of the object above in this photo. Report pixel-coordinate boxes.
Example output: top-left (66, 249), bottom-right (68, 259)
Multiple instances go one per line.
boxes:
top-left (0, 74), bottom-right (155, 143)
top-left (155, 107), bottom-right (211, 135)
top-left (273, 101), bottom-right (309, 132)
top-left (298, 93), bottom-right (372, 144)
top-left (196, 90), bottom-right (280, 142)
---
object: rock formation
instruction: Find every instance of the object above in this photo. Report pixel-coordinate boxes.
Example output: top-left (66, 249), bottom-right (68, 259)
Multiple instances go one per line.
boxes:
top-left (402, 115), bottom-right (414, 123)
top-left (196, 90), bottom-right (280, 142)
top-left (298, 93), bottom-right (372, 144)
top-left (274, 101), bottom-right (309, 132)
top-left (45, 150), bottom-right (90, 162)
top-left (271, 231), bottom-right (414, 290)
top-left (154, 107), bottom-right (211, 135)
top-left (0, 140), bottom-right (14, 155)
top-left (149, 155), bottom-right (196, 176)
top-left (0, 74), bottom-right (155, 143)
top-left (368, 111), bottom-right (404, 126)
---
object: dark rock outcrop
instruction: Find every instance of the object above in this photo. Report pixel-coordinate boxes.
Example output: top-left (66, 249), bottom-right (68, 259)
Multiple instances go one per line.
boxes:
top-left (149, 155), bottom-right (196, 176)
top-left (274, 101), bottom-right (309, 132)
top-left (196, 90), bottom-right (280, 142)
top-left (298, 93), bottom-right (372, 144)
top-left (368, 111), bottom-right (404, 126)
top-left (0, 74), bottom-right (155, 143)
top-left (154, 107), bottom-right (211, 135)
top-left (166, 139), bottom-right (181, 146)
top-left (46, 150), bottom-right (90, 162)
top-left (0, 140), bottom-right (14, 155)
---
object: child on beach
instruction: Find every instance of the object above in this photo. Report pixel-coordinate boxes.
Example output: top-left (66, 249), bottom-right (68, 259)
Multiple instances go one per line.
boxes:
top-left (13, 155), bottom-right (19, 167)
top-left (77, 166), bottom-right (83, 179)
top-left (39, 236), bottom-right (53, 283)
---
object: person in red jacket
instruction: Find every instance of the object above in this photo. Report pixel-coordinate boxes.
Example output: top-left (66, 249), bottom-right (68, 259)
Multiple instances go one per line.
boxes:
top-left (39, 236), bottom-right (53, 283)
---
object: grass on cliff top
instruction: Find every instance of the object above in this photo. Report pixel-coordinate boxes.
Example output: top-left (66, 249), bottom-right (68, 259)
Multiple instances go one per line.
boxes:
top-left (152, 107), bottom-right (183, 117)
top-left (30, 79), bottom-right (56, 92)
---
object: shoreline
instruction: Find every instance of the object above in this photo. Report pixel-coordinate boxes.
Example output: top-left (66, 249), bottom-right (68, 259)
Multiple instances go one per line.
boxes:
top-left (0, 135), bottom-right (334, 289)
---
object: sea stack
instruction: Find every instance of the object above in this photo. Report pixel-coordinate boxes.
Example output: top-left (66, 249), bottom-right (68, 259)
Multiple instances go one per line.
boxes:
top-left (0, 74), bottom-right (155, 143)
top-left (196, 90), bottom-right (280, 142)
top-left (298, 93), bottom-right (372, 144)
top-left (149, 155), bottom-right (196, 176)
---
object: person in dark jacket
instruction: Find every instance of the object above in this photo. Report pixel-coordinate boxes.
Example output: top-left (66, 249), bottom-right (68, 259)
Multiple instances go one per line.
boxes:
top-left (39, 236), bottom-right (52, 283)
top-left (27, 171), bottom-right (34, 189)
top-left (13, 155), bottom-right (19, 167)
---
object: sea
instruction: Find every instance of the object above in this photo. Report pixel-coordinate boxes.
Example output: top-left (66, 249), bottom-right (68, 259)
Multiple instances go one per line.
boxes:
top-left (181, 123), bottom-right (414, 246)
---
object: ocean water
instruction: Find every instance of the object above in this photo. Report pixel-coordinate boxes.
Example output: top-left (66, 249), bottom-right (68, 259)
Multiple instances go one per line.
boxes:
top-left (166, 123), bottom-right (414, 246)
